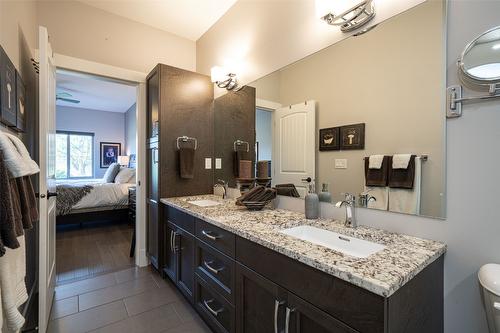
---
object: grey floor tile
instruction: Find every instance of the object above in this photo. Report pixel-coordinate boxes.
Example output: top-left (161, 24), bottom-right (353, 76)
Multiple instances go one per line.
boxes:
top-left (114, 266), bottom-right (153, 284)
top-left (163, 317), bottom-right (212, 333)
top-left (48, 300), bottom-right (128, 333)
top-left (55, 273), bottom-right (117, 300)
top-left (79, 276), bottom-right (159, 311)
top-left (91, 304), bottom-right (183, 333)
top-left (50, 296), bottom-right (79, 320)
top-left (124, 285), bottom-right (183, 316)
top-left (172, 299), bottom-right (201, 323)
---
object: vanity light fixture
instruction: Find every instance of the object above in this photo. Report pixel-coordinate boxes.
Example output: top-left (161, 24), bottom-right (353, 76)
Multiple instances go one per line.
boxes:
top-left (316, 0), bottom-right (376, 32)
top-left (211, 66), bottom-right (239, 91)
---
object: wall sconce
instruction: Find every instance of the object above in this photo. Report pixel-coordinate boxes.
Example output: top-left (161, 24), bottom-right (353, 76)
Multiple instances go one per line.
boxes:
top-left (316, 0), bottom-right (375, 32)
top-left (211, 66), bottom-right (239, 91)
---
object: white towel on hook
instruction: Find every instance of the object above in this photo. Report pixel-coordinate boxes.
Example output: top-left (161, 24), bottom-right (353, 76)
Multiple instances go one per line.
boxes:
top-left (0, 132), bottom-right (39, 178)
top-left (392, 154), bottom-right (412, 169)
top-left (368, 155), bottom-right (384, 169)
top-left (0, 236), bottom-right (28, 333)
top-left (389, 157), bottom-right (422, 214)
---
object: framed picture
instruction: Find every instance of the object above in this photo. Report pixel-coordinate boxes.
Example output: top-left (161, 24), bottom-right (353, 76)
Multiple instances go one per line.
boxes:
top-left (340, 123), bottom-right (365, 150)
top-left (100, 142), bottom-right (121, 168)
top-left (319, 127), bottom-right (340, 151)
top-left (0, 46), bottom-right (17, 127)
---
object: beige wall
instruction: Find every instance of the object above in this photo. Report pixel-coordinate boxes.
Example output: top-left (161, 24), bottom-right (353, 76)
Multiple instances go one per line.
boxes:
top-left (37, 1), bottom-right (196, 73)
top-left (255, 1), bottom-right (444, 217)
top-left (197, 0), bottom-right (426, 98)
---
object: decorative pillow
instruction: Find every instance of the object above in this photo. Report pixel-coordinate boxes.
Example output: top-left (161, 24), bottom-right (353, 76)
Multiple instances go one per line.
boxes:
top-left (102, 163), bottom-right (121, 183)
top-left (115, 167), bottom-right (136, 184)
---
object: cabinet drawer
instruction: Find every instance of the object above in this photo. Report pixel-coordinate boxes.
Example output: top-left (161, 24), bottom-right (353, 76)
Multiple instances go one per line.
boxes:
top-left (166, 206), bottom-right (195, 234)
top-left (195, 275), bottom-right (235, 333)
top-left (196, 219), bottom-right (235, 257)
top-left (236, 236), bottom-right (384, 333)
top-left (196, 239), bottom-right (235, 304)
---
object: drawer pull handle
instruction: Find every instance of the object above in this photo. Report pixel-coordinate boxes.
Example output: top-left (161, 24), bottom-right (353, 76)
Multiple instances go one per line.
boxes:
top-left (202, 230), bottom-right (221, 241)
top-left (274, 299), bottom-right (285, 333)
top-left (203, 299), bottom-right (224, 317)
top-left (203, 260), bottom-right (223, 275)
top-left (285, 307), bottom-right (295, 333)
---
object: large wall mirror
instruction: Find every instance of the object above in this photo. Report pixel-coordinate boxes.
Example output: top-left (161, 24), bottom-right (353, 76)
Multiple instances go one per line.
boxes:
top-left (214, 0), bottom-right (446, 219)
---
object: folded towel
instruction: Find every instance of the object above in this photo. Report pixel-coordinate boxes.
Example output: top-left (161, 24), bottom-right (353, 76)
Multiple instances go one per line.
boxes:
top-left (238, 160), bottom-right (252, 179)
top-left (389, 157), bottom-right (422, 214)
top-left (368, 155), bottom-right (385, 169)
top-left (275, 184), bottom-right (301, 198)
top-left (233, 151), bottom-right (250, 177)
top-left (388, 155), bottom-right (416, 189)
top-left (364, 156), bottom-right (389, 187)
top-left (256, 161), bottom-right (271, 179)
top-left (0, 132), bottom-right (39, 178)
top-left (15, 177), bottom-right (38, 229)
top-left (179, 147), bottom-right (195, 179)
top-left (0, 151), bottom-right (22, 255)
top-left (392, 154), bottom-right (412, 169)
top-left (0, 236), bottom-right (28, 332)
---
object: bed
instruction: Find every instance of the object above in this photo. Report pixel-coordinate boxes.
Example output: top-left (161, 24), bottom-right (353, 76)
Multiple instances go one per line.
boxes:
top-left (55, 178), bottom-right (135, 226)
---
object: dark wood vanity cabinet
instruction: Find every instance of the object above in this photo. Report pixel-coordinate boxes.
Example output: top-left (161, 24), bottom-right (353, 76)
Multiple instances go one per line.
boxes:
top-left (162, 205), bottom-right (444, 333)
top-left (145, 64), bottom-right (213, 271)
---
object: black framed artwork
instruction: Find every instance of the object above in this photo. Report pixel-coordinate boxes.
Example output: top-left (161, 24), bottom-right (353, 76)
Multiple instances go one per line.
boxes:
top-left (100, 142), bottom-right (121, 168)
top-left (319, 127), bottom-right (340, 151)
top-left (15, 71), bottom-right (25, 132)
top-left (0, 46), bottom-right (17, 127)
top-left (340, 123), bottom-right (365, 150)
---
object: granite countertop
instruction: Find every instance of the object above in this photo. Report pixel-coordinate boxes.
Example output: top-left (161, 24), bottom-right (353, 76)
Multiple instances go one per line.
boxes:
top-left (160, 195), bottom-right (446, 297)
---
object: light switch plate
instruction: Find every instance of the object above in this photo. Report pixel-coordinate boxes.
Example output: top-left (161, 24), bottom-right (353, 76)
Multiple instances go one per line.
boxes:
top-left (215, 158), bottom-right (222, 169)
top-left (335, 159), bottom-right (347, 169)
top-left (205, 158), bottom-right (212, 169)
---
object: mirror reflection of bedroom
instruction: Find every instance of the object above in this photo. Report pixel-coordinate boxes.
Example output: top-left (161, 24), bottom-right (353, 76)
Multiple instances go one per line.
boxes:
top-left (55, 70), bottom-right (137, 284)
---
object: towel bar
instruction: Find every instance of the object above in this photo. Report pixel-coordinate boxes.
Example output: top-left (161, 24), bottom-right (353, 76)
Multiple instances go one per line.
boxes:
top-left (363, 155), bottom-right (428, 161)
top-left (234, 140), bottom-right (249, 152)
top-left (176, 136), bottom-right (197, 150)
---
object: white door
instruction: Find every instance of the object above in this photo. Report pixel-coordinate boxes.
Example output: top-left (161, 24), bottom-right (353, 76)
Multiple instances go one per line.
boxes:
top-left (273, 101), bottom-right (316, 197)
top-left (38, 26), bottom-right (57, 333)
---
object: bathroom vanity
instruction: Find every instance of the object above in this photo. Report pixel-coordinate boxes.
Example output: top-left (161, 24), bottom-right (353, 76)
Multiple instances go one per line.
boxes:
top-left (160, 195), bottom-right (446, 333)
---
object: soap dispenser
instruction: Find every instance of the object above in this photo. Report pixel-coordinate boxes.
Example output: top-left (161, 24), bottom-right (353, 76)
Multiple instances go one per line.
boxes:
top-left (318, 183), bottom-right (332, 203)
top-left (305, 184), bottom-right (319, 219)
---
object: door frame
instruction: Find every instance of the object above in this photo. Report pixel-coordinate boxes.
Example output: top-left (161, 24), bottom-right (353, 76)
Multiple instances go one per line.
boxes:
top-left (55, 53), bottom-right (148, 267)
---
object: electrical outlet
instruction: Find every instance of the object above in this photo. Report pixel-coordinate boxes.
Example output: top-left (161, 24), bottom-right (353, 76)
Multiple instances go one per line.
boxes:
top-left (205, 158), bottom-right (212, 169)
top-left (215, 158), bottom-right (222, 169)
top-left (335, 159), bottom-right (347, 169)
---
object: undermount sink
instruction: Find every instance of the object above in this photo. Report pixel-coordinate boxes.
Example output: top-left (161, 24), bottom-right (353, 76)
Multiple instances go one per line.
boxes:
top-left (280, 225), bottom-right (385, 258)
top-left (187, 199), bottom-right (221, 207)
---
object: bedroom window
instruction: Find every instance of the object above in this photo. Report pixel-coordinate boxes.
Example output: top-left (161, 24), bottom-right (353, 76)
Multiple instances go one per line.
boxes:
top-left (56, 131), bottom-right (94, 179)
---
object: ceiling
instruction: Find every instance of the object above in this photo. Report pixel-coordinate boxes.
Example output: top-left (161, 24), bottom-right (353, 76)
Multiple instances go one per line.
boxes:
top-left (56, 71), bottom-right (136, 113)
top-left (79, 0), bottom-right (239, 41)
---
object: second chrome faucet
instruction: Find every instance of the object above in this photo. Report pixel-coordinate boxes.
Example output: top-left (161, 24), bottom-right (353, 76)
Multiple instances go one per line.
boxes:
top-left (335, 193), bottom-right (357, 228)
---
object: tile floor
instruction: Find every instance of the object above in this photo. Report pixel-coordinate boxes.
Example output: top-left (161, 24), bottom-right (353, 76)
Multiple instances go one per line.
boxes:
top-left (48, 266), bottom-right (211, 333)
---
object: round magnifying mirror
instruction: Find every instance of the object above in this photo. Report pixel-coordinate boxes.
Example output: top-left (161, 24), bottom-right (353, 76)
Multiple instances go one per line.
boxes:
top-left (459, 26), bottom-right (500, 85)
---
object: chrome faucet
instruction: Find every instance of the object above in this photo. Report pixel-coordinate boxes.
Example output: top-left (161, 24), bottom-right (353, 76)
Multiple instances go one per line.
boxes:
top-left (335, 193), bottom-right (357, 228)
top-left (215, 179), bottom-right (228, 199)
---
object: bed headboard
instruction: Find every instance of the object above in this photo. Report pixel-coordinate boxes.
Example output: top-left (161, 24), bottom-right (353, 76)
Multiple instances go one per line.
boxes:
top-left (128, 154), bottom-right (136, 168)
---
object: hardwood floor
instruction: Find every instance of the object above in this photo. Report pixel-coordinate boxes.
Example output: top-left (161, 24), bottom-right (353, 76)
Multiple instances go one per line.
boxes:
top-left (56, 222), bottom-right (135, 284)
top-left (49, 266), bottom-right (211, 333)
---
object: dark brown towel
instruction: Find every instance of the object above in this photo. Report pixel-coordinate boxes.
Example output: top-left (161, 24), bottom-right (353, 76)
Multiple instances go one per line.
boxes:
top-left (233, 150), bottom-right (250, 177)
top-left (16, 176), bottom-right (38, 229)
top-left (179, 147), bottom-right (195, 179)
top-left (236, 186), bottom-right (276, 206)
top-left (257, 161), bottom-right (270, 179)
top-left (275, 184), bottom-right (301, 198)
top-left (364, 156), bottom-right (390, 187)
top-left (0, 150), bottom-right (21, 255)
top-left (388, 155), bottom-right (416, 189)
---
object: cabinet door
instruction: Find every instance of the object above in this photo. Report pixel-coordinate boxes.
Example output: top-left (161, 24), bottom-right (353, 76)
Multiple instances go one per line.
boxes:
top-left (175, 228), bottom-right (195, 303)
top-left (163, 221), bottom-right (177, 281)
top-left (236, 263), bottom-right (286, 333)
top-left (146, 199), bottom-right (159, 269)
top-left (285, 293), bottom-right (358, 333)
top-left (146, 68), bottom-right (159, 140)
top-left (147, 142), bottom-right (159, 201)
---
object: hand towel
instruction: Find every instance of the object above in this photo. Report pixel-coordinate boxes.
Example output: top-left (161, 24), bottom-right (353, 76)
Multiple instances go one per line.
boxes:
top-left (238, 160), bottom-right (252, 179)
top-left (0, 133), bottom-right (39, 178)
top-left (364, 156), bottom-right (389, 187)
top-left (388, 155), bottom-right (416, 189)
top-left (233, 150), bottom-right (250, 177)
top-left (179, 147), bottom-right (195, 179)
top-left (0, 236), bottom-right (28, 333)
top-left (392, 154), bottom-right (412, 169)
top-left (368, 155), bottom-right (385, 169)
top-left (364, 187), bottom-right (389, 211)
top-left (0, 151), bottom-right (22, 255)
top-left (15, 177), bottom-right (38, 229)
top-left (389, 157), bottom-right (422, 214)
top-left (256, 161), bottom-right (271, 179)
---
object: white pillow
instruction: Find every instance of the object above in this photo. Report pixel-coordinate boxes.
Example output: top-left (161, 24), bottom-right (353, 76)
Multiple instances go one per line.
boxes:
top-left (115, 167), bottom-right (136, 184)
top-left (102, 163), bottom-right (121, 183)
